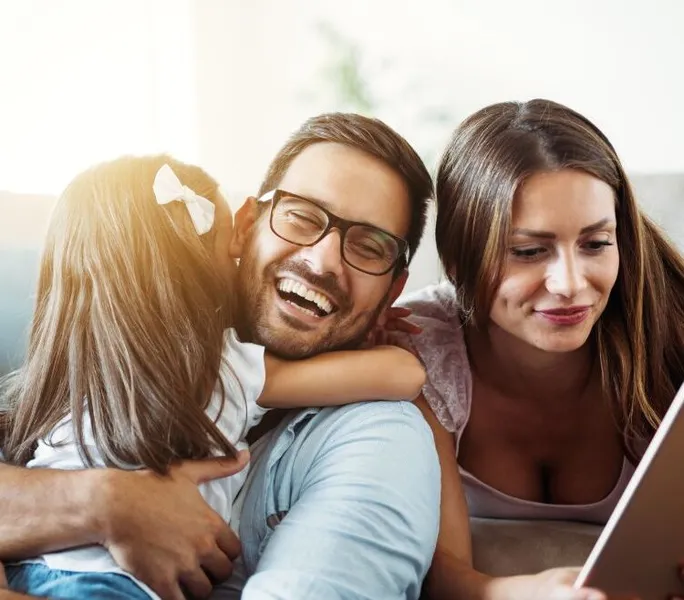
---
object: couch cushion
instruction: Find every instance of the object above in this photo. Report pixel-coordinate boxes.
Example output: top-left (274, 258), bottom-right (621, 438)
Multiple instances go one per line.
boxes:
top-left (0, 190), bottom-right (52, 376)
top-left (0, 246), bottom-right (39, 376)
top-left (470, 518), bottom-right (601, 576)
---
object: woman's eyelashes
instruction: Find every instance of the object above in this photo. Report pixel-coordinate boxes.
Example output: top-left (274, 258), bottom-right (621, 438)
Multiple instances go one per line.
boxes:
top-left (510, 246), bottom-right (547, 261)
top-left (509, 239), bottom-right (615, 262)
top-left (583, 239), bottom-right (614, 253)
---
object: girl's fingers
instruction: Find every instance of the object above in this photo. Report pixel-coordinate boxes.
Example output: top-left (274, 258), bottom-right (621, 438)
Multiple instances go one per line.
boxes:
top-left (387, 306), bottom-right (412, 317)
top-left (386, 318), bottom-right (422, 334)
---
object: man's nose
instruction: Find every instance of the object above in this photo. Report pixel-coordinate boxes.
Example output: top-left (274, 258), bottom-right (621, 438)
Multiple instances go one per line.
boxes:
top-left (545, 252), bottom-right (587, 298)
top-left (299, 229), bottom-right (346, 277)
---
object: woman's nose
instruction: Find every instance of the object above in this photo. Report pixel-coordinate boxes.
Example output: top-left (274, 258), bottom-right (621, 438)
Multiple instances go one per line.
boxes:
top-left (546, 253), bottom-right (587, 298)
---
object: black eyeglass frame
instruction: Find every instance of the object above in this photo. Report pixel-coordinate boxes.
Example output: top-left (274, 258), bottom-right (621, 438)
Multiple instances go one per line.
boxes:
top-left (258, 189), bottom-right (409, 276)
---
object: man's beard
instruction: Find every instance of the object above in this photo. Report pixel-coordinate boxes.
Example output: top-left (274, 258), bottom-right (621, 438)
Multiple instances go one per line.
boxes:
top-left (235, 240), bottom-right (387, 359)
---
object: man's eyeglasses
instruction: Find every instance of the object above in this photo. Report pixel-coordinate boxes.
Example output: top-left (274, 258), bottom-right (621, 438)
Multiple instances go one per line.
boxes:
top-left (258, 189), bottom-right (409, 276)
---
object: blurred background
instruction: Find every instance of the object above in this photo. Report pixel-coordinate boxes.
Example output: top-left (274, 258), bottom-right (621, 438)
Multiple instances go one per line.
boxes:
top-left (1, 0), bottom-right (683, 371)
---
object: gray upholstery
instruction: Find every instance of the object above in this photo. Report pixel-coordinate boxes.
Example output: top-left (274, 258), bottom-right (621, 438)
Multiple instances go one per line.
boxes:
top-left (0, 247), bottom-right (39, 376)
top-left (471, 518), bottom-right (601, 575)
top-left (0, 190), bottom-right (50, 377)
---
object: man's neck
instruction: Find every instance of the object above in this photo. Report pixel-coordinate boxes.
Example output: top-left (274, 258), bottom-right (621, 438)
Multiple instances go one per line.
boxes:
top-left (246, 409), bottom-right (289, 445)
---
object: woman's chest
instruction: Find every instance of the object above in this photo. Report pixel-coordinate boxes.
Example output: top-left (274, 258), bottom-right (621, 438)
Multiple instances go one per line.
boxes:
top-left (458, 384), bottom-right (625, 505)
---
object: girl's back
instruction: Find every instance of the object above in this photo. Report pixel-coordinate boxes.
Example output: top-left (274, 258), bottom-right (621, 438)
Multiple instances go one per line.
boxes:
top-left (1, 156), bottom-right (247, 599)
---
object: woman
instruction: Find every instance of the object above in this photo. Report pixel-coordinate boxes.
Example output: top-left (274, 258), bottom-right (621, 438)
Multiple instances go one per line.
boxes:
top-left (402, 99), bottom-right (684, 599)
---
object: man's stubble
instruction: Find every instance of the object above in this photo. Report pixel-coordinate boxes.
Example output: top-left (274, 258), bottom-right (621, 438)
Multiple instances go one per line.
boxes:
top-left (234, 234), bottom-right (388, 359)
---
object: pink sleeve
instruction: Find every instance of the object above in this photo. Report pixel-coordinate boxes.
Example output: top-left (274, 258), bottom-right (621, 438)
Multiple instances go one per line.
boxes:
top-left (398, 283), bottom-right (472, 438)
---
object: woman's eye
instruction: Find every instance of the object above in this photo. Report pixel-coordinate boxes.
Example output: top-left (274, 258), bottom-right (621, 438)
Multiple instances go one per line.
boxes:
top-left (510, 247), bottom-right (546, 260)
top-left (584, 240), bottom-right (614, 252)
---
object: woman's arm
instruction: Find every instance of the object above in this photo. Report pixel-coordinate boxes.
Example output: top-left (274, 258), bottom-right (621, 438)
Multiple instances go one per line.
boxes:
top-left (415, 396), bottom-right (619, 600)
top-left (259, 346), bottom-right (425, 408)
top-left (413, 396), bottom-right (491, 600)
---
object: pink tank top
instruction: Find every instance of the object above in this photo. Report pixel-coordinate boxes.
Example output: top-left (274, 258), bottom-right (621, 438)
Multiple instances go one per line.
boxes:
top-left (399, 282), bottom-right (634, 525)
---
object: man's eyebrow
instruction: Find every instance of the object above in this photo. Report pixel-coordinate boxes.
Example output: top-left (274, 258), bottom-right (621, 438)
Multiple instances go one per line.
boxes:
top-left (293, 192), bottom-right (394, 233)
top-left (511, 217), bottom-right (616, 239)
top-left (303, 193), bottom-right (333, 211)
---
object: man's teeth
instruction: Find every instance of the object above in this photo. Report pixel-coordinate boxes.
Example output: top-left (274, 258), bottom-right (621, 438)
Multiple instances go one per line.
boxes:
top-left (285, 302), bottom-right (318, 318)
top-left (277, 279), bottom-right (334, 315)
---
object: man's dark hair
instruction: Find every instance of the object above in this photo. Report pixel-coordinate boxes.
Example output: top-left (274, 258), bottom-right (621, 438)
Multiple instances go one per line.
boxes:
top-left (258, 112), bottom-right (433, 264)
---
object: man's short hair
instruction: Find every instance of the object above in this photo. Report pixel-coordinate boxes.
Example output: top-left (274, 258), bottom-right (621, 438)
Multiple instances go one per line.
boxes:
top-left (258, 113), bottom-right (433, 264)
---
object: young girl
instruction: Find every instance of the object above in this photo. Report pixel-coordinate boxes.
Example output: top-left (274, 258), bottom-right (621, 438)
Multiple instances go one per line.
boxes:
top-left (0, 155), bottom-right (425, 600)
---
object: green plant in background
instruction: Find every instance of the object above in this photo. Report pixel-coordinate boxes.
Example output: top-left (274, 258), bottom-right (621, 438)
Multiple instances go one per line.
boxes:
top-left (307, 19), bottom-right (453, 172)
top-left (314, 21), bottom-right (375, 115)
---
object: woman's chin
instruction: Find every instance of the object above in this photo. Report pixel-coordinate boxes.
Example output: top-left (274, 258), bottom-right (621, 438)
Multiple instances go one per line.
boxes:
top-left (530, 330), bottom-right (592, 354)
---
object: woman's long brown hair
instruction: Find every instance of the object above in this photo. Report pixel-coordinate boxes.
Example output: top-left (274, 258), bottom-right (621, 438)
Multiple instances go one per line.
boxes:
top-left (435, 99), bottom-right (684, 457)
top-left (1, 155), bottom-right (238, 472)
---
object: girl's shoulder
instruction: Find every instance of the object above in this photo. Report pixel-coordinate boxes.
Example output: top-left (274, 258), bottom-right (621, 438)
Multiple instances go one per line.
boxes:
top-left (208, 329), bottom-right (268, 441)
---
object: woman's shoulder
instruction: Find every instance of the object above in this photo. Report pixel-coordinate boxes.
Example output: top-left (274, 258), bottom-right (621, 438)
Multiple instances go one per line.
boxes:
top-left (398, 280), bottom-right (461, 323)
top-left (398, 281), bottom-right (466, 349)
top-left (397, 281), bottom-right (471, 435)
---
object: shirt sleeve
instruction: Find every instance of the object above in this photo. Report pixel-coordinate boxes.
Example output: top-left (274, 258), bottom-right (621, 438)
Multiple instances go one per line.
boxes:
top-left (207, 328), bottom-right (268, 444)
top-left (240, 401), bottom-right (441, 600)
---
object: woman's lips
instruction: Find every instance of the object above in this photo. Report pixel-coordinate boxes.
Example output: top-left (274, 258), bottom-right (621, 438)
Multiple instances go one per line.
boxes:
top-left (536, 306), bottom-right (591, 326)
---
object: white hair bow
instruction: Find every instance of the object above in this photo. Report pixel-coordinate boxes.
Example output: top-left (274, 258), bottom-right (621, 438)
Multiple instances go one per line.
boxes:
top-left (153, 164), bottom-right (215, 235)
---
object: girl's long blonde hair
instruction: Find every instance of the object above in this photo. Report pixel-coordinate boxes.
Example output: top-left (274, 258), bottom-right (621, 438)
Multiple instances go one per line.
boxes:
top-left (2, 155), bottom-right (237, 472)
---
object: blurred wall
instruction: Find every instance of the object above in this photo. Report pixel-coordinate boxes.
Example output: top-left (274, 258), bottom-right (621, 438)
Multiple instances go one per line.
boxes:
top-left (190, 0), bottom-right (684, 291)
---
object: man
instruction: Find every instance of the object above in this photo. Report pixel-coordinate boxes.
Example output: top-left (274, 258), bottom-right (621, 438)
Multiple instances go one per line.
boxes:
top-left (0, 113), bottom-right (440, 599)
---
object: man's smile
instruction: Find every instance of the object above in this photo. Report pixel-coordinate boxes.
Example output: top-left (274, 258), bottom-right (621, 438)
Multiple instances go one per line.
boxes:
top-left (276, 277), bottom-right (336, 317)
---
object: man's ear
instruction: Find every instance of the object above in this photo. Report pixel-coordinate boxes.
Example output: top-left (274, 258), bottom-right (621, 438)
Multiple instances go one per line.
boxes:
top-left (388, 269), bottom-right (409, 305)
top-left (376, 269), bottom-right (409, 328)
top-left (229, 197), bottom-right (258, 258)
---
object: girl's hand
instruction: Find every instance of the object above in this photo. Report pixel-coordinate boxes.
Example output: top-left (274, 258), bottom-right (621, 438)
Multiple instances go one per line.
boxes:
top-left (382, 306), bottom-right (422, 335)
top-left (365, 307), bottom-right (422, 348)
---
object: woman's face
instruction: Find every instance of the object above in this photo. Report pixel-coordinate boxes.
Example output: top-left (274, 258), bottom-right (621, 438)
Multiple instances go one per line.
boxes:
top-left (489, 169), bottom-right (620, 353)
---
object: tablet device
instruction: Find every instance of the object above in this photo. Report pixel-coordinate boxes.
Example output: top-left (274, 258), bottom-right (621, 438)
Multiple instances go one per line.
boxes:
top-left (575, 383), bottom-right (684, 599)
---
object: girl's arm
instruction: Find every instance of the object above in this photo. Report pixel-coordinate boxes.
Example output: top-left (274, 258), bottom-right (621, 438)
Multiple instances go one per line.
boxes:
top-left (258, 345), bottom-right (425, 409)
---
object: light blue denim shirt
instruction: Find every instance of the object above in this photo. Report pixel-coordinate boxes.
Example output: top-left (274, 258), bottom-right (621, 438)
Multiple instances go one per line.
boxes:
top-left (217, 400), bottom-right (441, 600)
